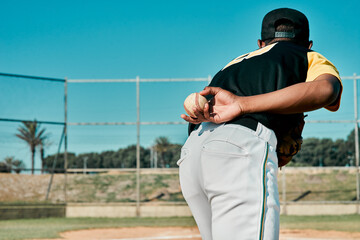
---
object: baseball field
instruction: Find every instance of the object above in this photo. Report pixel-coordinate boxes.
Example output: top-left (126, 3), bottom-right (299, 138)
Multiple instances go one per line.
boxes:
top-left (0, 168), bottom-right (359, 239)
top-left (0, 215), bottom-right (360, 240)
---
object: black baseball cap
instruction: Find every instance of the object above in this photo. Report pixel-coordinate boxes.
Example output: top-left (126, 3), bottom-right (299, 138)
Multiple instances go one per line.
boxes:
top-left (261, 8), bottom-right (309, 42)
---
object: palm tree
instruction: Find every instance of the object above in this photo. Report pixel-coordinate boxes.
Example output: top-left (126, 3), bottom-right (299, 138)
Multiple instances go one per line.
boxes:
top-left (12, 159), bottom-right (26, 174)
top-left (154, 137), bottom-right (171, 168)
top-left (16, 120), bottom-right (48, 175)
top-left (3, 156), bottom-right (25, 174)
top-left (39, 139), bottom-right (52, 173)
top-left (40, 143), bottom-right (45, 173)
top-left (4, 156), bottom-right (14, 171)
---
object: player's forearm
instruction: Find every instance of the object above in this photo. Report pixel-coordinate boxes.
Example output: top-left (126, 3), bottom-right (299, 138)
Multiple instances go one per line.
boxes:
top-left (241, 75), bottom-right (341, 114)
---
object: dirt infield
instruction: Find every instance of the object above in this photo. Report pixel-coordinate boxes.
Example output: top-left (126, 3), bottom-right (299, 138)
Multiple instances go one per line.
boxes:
top-left (33, 227), bottom-right (360, 240)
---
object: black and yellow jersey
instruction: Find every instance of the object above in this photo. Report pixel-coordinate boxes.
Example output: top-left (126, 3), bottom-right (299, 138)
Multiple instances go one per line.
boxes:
top-left (207, 41), bottom-right (342, 133)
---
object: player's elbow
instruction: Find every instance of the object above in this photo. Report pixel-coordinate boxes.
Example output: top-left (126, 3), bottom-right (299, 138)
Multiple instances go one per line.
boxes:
top-left (316, 75), bottom-right (341, 107)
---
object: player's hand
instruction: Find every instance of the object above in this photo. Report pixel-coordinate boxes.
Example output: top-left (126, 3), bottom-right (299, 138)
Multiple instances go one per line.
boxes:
top-left (180, 102), bottom-right (211, 124)
top-left (180, 87), bottom-right (244, 124)
top-left (199, 86), bottom-right (244, 124)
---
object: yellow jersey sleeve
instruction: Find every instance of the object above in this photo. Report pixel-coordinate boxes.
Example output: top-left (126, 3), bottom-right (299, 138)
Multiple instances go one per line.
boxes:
top-left (306, 51), bottom-right (342, 111)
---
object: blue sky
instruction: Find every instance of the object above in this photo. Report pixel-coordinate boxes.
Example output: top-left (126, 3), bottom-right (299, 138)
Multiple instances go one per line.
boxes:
top-left (1, 0), bottom-right (359, 169)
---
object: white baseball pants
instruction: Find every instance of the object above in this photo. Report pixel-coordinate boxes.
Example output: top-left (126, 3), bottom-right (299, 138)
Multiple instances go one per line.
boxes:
top-left (178, 122), bottom-right (280, 240)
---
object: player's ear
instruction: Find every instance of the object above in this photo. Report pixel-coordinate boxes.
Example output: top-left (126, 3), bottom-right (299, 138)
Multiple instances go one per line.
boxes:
top-left (257, 39), bottom-right (266, 48)
top-left (308, 40), bottom-right (313, 49)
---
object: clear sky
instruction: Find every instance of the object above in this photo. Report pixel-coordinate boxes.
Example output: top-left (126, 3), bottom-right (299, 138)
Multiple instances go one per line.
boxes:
top-left (1, 0), bottom-right (359, 170)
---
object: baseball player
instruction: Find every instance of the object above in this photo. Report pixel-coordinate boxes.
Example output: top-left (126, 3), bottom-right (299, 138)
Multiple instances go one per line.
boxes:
top-left (178, 8), bottom-right (342, 240)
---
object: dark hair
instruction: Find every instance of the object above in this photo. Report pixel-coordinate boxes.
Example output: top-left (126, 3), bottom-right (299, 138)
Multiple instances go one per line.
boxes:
top-left (264, 19), bottom-right (309, 47)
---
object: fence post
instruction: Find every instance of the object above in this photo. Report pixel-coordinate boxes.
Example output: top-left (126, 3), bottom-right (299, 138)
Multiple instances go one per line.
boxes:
top-left (64, 77), bottom-right (68, 203)
top-left (354, 74), bottom-right (360, 212)
top-left (136, 76), bottom-right (141, 217)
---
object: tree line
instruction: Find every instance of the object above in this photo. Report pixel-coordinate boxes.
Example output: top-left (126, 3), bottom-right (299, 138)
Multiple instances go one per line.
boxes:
top-left (290, 128), bottom-right (357, 167)
top-left (1, 121), bottom-right (359, 174)
top-left (42, 137), bottom-right (182, 172)
top-left (42, 128), bottom-right (360, 170)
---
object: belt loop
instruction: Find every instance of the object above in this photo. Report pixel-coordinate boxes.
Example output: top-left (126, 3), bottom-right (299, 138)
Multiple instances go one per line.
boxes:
top-left (255, 122), bottom-right (261, 136)
top-left (255, 122), bottom-right (265, 139)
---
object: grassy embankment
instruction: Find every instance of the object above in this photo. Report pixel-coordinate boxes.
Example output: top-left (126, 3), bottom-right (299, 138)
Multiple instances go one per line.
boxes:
top-left (0, 168), bottom-right (357, 203)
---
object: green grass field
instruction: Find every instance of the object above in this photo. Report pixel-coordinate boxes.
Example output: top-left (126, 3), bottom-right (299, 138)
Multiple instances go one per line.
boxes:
top-left (0, 217), bottom-right (196, 240)
top-left (281, 215), bottom-right (360, 232)
top-left (0, 215), bottom-right (359, 240)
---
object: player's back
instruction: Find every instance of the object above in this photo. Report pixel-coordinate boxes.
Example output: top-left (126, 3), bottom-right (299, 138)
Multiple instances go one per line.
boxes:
top-left (209, 41), bottom-right (311, 132)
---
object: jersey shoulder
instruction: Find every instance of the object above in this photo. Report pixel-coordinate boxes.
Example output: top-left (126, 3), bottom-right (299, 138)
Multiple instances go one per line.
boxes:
top-left (222, 43), bottom-right (277, 70)
top-left (306, 50), bottom-right (341, 82)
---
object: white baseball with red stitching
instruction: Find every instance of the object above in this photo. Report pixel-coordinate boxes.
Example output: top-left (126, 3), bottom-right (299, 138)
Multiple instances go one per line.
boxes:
top-left (183, 92), bottom-right (207, 118)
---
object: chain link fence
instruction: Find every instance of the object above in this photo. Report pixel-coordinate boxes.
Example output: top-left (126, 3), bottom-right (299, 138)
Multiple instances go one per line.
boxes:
top-left (0, 72), bottom-right (359, 216)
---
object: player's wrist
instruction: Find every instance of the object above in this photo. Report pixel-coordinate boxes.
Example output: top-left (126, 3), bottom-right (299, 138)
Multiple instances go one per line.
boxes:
top-left (236, 96), bottom-right (251, 115)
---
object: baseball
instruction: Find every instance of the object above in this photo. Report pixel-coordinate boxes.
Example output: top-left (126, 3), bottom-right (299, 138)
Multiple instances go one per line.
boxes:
top-left (183, 92), bottom-right (208, 118)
